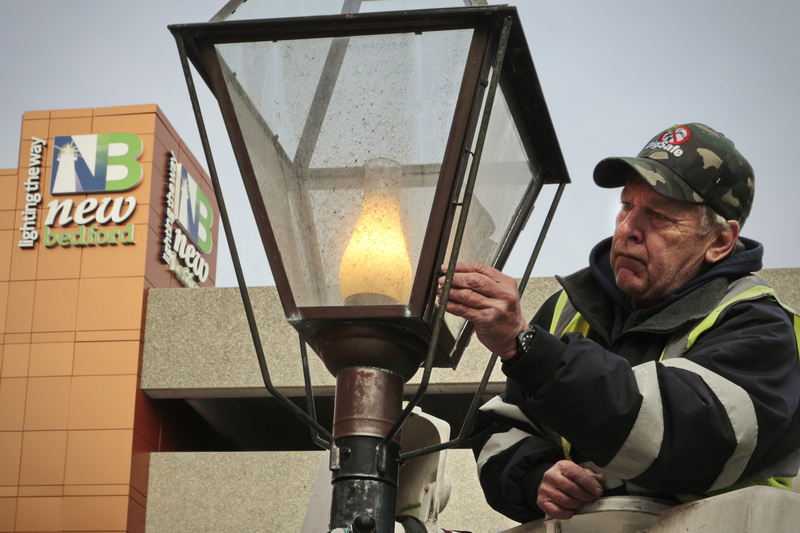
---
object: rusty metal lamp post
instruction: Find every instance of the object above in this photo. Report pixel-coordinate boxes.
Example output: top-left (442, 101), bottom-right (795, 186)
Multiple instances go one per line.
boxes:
top-left (170, 2), bottom-right (569, 531)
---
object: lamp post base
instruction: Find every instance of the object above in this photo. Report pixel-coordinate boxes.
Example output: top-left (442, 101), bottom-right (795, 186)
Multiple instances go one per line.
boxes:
top-left (328, 367), bottom-right (406, 532)
top-left (330, 435), bottom-right (401, 532)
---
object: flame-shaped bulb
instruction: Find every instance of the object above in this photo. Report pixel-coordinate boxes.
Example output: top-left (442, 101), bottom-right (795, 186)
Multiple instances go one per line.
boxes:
top-left (339, 158), bottom-right (412, 305)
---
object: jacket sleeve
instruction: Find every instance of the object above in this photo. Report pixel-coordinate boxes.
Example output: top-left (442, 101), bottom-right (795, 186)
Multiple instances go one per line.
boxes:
top-left (469, 387), bottom-right (563, 522)
top-left (503, 296), bottom-right (800, 495)
top-left (468, 294), bottom-right (565, 522)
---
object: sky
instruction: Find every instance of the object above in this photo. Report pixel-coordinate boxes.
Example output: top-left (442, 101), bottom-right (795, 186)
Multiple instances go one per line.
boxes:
top-left (2, 0), bottom-right (798, 287)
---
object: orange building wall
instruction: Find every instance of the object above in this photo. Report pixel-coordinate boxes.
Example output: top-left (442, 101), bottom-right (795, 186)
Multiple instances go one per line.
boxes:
top-left (0, 105), bottom-right (219, 532)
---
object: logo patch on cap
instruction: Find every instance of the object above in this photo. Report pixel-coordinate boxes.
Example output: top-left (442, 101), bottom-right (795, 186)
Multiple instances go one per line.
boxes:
top-left (660, 125), bottom-right (692, 145)
top-left (644, 125), bottom-right (692, 157)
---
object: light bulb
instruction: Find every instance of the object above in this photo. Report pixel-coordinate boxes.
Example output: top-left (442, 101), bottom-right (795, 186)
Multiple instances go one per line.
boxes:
top-left (339, 158), bottom-right (412, 305)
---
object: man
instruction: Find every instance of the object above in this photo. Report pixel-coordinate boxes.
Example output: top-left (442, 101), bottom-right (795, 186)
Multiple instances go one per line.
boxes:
top-left (440, 123), bottom-right (800, 522)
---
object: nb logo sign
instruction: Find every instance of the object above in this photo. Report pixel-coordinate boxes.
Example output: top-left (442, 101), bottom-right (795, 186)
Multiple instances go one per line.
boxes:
top-left (175, 163), bottom-right (214, 255)
top-left (50, 133), bottom-right (144, 194)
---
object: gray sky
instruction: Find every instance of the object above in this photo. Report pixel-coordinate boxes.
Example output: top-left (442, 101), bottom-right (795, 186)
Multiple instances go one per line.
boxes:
top-left (2, 1), bottom-right (798, 287)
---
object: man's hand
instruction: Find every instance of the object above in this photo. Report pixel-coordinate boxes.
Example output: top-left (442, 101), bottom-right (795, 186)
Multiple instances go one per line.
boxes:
top-left (536, 460), bottom-right (605, 520)
top-left (437, 262), bottom-right (529, 360)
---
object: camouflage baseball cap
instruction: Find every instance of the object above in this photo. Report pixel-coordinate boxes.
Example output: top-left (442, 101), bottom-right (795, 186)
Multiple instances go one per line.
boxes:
top-left (593, 123), bottom-right (755, 225)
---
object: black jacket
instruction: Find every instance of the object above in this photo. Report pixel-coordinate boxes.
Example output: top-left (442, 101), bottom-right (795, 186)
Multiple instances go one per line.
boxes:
top-left (470, 237), bottom-right (800, 522)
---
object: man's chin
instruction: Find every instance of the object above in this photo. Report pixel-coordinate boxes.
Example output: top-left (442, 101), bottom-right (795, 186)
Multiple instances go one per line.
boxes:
top-left (614, 271), bottom-right (647, 297)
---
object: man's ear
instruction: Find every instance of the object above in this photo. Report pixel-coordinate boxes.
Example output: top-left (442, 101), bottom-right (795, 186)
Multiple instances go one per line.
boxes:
top-left (706, 220), bottom-right (741, 264)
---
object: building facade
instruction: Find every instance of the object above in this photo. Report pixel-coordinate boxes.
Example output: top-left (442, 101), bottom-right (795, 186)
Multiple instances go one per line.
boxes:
top-left (0, 105), bottom-right (219, 532)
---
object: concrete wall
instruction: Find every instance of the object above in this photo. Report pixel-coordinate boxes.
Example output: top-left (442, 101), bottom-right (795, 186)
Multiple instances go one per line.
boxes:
top-left (144, 449), bottom-right (517, 532)
top-left (142, 269), bottom-right (800, 397)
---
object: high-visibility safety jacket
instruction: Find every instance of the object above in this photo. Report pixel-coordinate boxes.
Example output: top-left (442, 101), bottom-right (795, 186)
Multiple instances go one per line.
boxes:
top-left (470, 242), bottom-right (800, 523)
top-left (551, 275), bottom-right (800, 500)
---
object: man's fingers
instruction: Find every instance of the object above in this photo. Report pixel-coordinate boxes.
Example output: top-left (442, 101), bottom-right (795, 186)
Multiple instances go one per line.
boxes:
top-left (536, 461), bottom-right (605, 520)
top-left (542, 466), bottom-right (602, 503)
top-left (442, 284), bottom-right (508, 313)
top-left (437, 261), bottom-right (528, 359)
top-left (589, 470), bottom-right (606, 486)
top-left (537, 484), bottom-right (587, 511)
top-left (535, 496), bottom-right (577, 520)
top-left (440, 272), bottom-right (498, 300)
top-left (562, 464), bottom-right (605, 500)
top-left (437, 268), bottom-right (512, 315)
top-left (440, 262), bottom-right (518, 295)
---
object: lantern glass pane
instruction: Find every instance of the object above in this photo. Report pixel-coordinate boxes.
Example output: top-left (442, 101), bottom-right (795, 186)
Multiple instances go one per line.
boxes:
top-left (443, 83), bottom-right (541, 339)
top-left (218, 1), bottom-right (489, 21)
top-left (216, 29), bottom-right (473, 307)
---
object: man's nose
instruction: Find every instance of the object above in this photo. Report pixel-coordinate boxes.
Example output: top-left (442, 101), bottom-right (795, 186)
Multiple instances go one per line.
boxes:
top-left (616, 207), bottom-right (645, 243)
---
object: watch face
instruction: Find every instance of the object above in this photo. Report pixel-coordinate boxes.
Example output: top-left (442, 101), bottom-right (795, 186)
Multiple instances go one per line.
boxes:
top-left (518, 329), bottom-right (535, 353)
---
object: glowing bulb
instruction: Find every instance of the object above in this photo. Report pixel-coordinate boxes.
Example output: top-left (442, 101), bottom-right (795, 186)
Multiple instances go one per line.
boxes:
top-left (339, 158), bottom-right (412, 305)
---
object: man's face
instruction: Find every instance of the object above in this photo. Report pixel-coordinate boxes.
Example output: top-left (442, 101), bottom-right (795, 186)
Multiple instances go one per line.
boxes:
top-left (610, 176), bottom-right (717, 308)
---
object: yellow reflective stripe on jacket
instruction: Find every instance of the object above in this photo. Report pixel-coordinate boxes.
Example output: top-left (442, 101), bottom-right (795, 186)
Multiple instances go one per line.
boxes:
top-left (561, 437), bottom-right (572, 461)
top-left (690, 282), bottom-right (799, 358)
top-left (549, 291), bottom-right (591, 339)
top-left (678, 476), bottom-right (794, 503)
top-left (661, 276), bottom-right (800, 361)
top-left (685, 284), bottom-right (798, 352)
top-left (549, 290), bottom-right (570, 334)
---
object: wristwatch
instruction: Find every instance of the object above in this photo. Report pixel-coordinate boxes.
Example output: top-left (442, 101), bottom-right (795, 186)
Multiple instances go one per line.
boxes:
top-left (515, 327), bottom-right (537, 356)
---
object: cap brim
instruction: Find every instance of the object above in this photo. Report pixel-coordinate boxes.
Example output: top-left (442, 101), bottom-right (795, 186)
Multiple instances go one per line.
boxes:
top-left (593, 156), bottom-right (704, 204)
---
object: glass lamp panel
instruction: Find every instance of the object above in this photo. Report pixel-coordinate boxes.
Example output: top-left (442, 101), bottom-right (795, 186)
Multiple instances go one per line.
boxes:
top-left (215, 28), bottom-right (473, 308)
top-left (218, 1), bottom-right (490, 21)
top-left (442, 83), bottom-right (541, 340)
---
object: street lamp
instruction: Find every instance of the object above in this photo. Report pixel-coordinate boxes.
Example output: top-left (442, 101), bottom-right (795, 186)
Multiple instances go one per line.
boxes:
top-left (170, 2), bottom-right (568, 531)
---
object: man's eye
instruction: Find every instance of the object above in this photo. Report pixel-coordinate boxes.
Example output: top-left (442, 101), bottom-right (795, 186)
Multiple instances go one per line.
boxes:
top-left (649, 210), bottom-right (670, 223)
